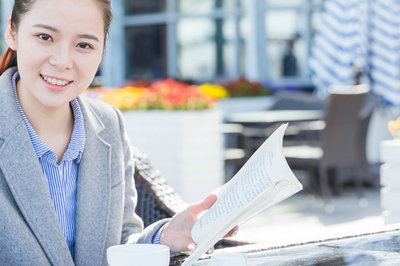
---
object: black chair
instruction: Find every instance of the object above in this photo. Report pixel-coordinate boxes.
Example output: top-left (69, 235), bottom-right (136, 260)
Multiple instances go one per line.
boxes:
top-left (282, 84), bottom-right (372, 211)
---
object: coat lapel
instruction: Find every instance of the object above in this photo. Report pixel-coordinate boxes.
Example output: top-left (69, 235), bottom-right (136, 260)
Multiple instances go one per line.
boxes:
top-left (74, 98), bottom-right (112, 266)
top-left (0, 69), bottom-right (73, 265)
top-left (0, 68), bottom-right (112, 265)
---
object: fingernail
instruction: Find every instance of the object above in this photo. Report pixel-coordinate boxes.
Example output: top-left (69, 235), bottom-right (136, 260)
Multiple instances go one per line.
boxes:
top-left (188, 243), bottom-right (196, 251)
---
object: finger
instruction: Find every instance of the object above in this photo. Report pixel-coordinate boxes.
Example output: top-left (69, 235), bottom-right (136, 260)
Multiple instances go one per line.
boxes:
top-left (189, 194), bottom-right (217, 216)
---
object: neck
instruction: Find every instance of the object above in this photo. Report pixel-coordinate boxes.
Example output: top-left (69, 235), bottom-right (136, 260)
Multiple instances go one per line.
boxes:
top-left (16, 84), bottom-right (74, 163)
top-left (24, 102), bottom-right (74, 138)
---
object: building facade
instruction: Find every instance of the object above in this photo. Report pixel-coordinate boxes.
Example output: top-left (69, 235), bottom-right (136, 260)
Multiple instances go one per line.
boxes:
top-left (0, 0), bottom-right (323, 89)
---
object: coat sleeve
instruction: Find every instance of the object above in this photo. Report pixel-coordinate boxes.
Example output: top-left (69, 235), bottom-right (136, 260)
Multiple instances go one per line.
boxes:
top-left (112, 106), bottom-right (169, 244)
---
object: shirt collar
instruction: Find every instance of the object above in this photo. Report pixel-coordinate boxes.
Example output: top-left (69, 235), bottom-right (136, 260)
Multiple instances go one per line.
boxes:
top-left (12, 71), bottom-right (86, 163)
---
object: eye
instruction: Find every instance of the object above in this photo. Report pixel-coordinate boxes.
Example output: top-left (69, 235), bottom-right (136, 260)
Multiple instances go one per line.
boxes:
top-left (77, 43), bottom-right (94, 50)
top-left (37, 33), bottom-right (52, 41)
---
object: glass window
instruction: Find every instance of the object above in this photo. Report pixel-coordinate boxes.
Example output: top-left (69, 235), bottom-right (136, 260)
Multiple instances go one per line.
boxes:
top-left (124, 0), bottom-right (166, 15)
top-left (223, 0), bottom-right (236, 9)
top-left (265, 9), bottom-right (304, 79)
top-left (178, 0), bottom-right (235, 12)
top-left (311, 3), bottom-right (324, 34)
top-left (223, 18), bottom-right (244, 78)
top-left (177, 18), bottom-right (236, 82)
top-left (267, 38), bottom-right (306, 79)
top-left (266, 10), bottom-right (298, 40)
top-left (125, 25), bottom-right (167, 81)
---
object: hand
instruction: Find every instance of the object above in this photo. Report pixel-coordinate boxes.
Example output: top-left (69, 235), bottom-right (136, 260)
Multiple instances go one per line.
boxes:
top-left (159, 194), bottom-right (239, 252)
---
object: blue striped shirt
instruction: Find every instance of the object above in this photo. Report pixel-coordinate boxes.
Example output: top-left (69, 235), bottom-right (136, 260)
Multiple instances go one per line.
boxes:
top-left (12, 72), bottom-right (85, 258)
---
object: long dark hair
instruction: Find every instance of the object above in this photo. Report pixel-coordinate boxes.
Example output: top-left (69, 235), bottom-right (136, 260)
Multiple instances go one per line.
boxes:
top-left (0, 0), bottom-right (113, 75)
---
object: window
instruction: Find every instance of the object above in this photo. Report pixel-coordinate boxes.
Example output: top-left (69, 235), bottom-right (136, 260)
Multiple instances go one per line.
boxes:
top-left (124, 0), bottom-right (166, 15)
top-left (178, 0), bottom-right (236, 13)
top-left (177, 17), bottom-right (238, 81)
top-left (265, 9), bottom-right (304, 79)
top-left (102, 0), bottom-right (321, 87)
top-left (263, 0), bottom-right (323, 86)
top-left (125, 25), bottom-right (167, 81)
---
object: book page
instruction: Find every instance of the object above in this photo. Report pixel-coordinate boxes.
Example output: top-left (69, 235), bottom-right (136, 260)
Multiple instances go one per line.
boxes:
top-left (183, 124), bottom-right (302, 266)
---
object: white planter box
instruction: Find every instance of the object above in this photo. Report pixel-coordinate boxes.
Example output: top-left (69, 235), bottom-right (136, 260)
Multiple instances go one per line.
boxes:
top-left (380, 165), bottom-right (400, 188)
top-left (380, 140), bottom-right (400, 224)
top-left (381, 140), bottom-right (400, 164)
top-left (123, 109), bottom-right (224, 203)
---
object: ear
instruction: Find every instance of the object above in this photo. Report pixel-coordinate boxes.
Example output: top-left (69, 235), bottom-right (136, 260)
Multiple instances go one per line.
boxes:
top-left (5, 18), bottom-right (17, 50)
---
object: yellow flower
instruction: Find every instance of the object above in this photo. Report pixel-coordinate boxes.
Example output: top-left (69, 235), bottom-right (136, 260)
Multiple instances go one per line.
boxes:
top-left (199, 83), bottom-right (229, 99)
top-left (100, 87), bottom-right (148, 110)
top-left (84, 79), bottom-right (216, 111)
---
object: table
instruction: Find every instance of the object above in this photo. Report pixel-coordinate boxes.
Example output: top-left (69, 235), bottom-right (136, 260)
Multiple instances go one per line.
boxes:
top-left (187, 228), bottom-right (400, 265)
top-left (223, 110), bottom-right (325, 147)
top-left (224, 110), bottom-right (325, 126)
top-left (223, 110), bottom-right (325, 161)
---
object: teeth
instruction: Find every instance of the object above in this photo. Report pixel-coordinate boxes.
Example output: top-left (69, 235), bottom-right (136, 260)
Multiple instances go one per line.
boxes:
top-left (42, 75), bottom-right (70, 86)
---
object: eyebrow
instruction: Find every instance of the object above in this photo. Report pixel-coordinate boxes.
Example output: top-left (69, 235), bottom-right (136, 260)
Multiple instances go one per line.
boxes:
top-left (33, 24), bottom-right (100, 42)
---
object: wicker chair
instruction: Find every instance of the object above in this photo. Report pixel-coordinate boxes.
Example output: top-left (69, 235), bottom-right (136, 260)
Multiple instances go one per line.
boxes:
top-left (133, 147), bottom-right (188, 227)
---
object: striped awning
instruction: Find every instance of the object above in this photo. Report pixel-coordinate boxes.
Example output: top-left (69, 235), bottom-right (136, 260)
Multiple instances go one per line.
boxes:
top-left (309, 0), bottom-right (400, 105)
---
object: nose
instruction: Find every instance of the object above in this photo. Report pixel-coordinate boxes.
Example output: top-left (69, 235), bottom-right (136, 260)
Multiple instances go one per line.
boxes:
top-left (49, 43), bottom-right (73, 70)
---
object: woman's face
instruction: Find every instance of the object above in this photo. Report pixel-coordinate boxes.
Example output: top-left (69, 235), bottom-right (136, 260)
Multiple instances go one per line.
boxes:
top-left (7, 0), bottom-right (105, 111)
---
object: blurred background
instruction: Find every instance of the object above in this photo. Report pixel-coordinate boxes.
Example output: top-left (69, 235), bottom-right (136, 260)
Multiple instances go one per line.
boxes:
top-left (1, 0), bottom-right (321, 89)
top-left (3, 1), bottom-right (400, 256)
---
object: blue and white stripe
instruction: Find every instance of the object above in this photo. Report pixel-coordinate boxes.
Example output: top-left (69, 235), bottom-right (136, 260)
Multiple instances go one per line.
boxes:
top-left (152, 224), bottom-right (165, 244)
top-left (12, 72), bottom-right (85, 258)
top-left (309, 0), bottom-right (400, 105)
top-left (367, 0), bottom-right (400, 105)
top-left (309, 0), bottom-right (366, 97)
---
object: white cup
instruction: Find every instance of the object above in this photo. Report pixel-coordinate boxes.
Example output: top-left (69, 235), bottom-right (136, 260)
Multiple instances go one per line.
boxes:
top-left (208, 252), bottom-right (247, 266)
top-left (107, 244), bottom-right (170, 266)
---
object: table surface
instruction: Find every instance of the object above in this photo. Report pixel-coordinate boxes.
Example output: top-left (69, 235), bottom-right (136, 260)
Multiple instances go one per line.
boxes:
top-left (224, 110), bottom-right (325, 125)
top-left (189, 228), bottom-right (400, 266)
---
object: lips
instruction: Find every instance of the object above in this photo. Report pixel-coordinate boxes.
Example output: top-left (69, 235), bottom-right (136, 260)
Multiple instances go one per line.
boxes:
top-left (40, 74), bottom-right (73, 86)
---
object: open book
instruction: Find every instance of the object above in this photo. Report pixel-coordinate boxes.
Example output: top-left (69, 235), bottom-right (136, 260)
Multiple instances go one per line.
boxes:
top-left (182, 123), bottom-right (303, 266)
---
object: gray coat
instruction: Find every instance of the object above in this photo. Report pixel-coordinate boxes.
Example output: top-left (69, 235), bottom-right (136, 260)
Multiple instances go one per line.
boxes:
top-left (0, 68), bottom-right (167, 266)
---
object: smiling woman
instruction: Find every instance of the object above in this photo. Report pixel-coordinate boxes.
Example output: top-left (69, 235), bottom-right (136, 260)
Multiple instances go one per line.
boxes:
top-left (4, 0), bottom-right (105, 163)
top-left (0, 0), bottom-right (237, 265)
top-left (7, 1), bottom-right (104, 109)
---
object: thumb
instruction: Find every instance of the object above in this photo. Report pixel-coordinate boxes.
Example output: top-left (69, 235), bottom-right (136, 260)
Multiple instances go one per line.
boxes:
top-left (189, 194), bottom-right (217, 216)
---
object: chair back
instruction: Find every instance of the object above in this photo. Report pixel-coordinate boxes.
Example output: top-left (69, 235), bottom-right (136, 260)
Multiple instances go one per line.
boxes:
top-left (320, 84), bottom-right (370, 168)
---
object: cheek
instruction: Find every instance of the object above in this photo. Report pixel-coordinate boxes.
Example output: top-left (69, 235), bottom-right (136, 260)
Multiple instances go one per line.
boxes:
top-left (17, 49), bottom-right (46, 71)
top-left (75, 54), bottom-right (102, 75)
top-left (74, 55), bottom-right (102, 87)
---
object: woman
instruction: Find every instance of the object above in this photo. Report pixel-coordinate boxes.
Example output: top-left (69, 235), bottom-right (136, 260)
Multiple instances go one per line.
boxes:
top-left (0, 0), bottom-right (235, 265)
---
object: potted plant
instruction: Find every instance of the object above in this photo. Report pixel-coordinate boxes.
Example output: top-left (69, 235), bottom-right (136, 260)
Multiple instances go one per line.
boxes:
top-left (216, 77), bottom-right (273, 114)
top-left (84, 80), bottom-right (224, 203)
